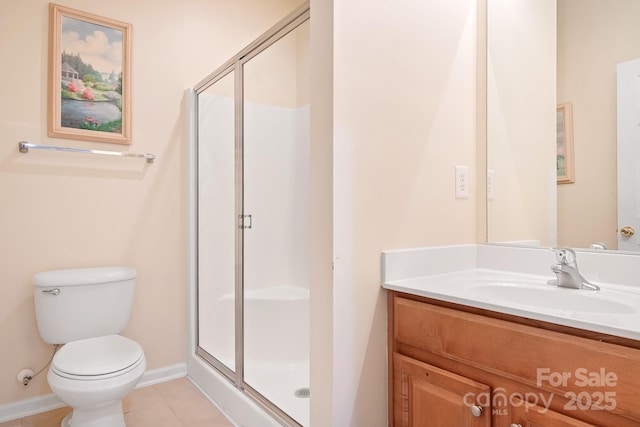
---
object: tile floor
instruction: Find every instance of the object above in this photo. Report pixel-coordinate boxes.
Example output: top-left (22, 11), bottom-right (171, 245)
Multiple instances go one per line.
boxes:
top-left (0, 377), bottom-right (235, 427)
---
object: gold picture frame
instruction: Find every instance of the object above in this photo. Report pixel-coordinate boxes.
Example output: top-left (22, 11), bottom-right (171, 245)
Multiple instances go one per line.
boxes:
top-left (48, 3), bottom-right (132, 144)
top-left (556, 103), bottom-right (575, 184)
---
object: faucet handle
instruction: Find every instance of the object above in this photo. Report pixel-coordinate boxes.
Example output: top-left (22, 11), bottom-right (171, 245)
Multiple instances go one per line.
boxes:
top-left (551, 247), bottom-right (577, 266)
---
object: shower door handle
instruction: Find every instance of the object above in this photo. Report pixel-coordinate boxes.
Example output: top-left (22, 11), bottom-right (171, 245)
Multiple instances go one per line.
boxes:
top-left (239, 214), bottom-right (252, 229)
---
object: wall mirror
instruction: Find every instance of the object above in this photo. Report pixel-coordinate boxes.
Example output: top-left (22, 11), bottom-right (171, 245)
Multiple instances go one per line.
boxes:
top-left (486, 0), bottom-right (640, 253)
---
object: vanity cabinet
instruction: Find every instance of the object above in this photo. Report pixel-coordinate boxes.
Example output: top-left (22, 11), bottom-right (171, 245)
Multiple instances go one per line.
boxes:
top-left (388, 291), bottom-right (640, 427)
top-left (394, 353), bottom-right (490, 426)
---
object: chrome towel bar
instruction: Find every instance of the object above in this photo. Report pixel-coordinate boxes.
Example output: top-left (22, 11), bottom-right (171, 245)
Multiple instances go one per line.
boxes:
top-left (18, 141), bottom-right (156, 164)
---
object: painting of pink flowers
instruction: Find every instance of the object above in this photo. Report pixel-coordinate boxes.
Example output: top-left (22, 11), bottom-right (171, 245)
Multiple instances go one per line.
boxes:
top-left (49, 4), bottom-right (132, 144)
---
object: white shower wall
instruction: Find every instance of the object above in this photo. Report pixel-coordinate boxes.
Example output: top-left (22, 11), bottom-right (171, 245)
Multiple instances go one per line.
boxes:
top-left (197, 93), bottom-right (310, 362)
top-left (244, 101), bottom-right (310, 291)
top-left (198, 93), bottom-right (309, 295)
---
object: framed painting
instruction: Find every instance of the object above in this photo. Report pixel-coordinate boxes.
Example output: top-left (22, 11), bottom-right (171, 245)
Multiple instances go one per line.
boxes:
top-left (48, 3), bottom-right (132, 144)
top-left (556, 103), bottom-right (575, 184)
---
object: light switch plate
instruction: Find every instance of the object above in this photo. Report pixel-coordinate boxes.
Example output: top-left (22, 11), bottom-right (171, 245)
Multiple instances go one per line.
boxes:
top-left (455, 165), bottom-right (469, 199)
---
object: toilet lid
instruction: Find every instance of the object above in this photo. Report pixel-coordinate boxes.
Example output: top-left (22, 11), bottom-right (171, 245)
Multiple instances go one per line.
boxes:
top-left (53, 335), bottom-right (144, 377)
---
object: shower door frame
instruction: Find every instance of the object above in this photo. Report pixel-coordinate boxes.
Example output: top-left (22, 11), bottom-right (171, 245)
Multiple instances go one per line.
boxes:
top-left (190, 3), bottom-right (310, 426)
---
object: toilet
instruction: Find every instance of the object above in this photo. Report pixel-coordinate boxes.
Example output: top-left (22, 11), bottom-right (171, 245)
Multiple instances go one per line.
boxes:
top-left (34, 267), bottom-right (146, 427)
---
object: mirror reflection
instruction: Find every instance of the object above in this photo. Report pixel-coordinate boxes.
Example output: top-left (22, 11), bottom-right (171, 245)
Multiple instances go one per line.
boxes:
top-left (486, 0), bottom-right (640, 252)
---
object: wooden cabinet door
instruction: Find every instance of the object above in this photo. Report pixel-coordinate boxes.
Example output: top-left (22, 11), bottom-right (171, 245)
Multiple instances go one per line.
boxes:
top-left (510, 397), bottom-right (597, 427)
top-left (394, 353), bottom-right (491, 427)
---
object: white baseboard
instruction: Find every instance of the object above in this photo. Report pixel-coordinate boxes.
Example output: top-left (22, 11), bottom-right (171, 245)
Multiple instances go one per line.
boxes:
top-left (137, 363), bottom-right (187, 388)
top-left (0, 393), bottom-right (65, 424)
top-left (0, 363), bottom-right (187, 423)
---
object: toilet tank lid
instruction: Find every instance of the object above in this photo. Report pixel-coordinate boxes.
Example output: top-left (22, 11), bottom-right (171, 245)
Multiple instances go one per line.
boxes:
top-left (33, 266), bottom-right (136, 288)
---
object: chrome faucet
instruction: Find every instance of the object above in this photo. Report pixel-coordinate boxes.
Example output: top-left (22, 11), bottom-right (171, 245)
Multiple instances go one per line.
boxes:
top-left (548, 248), bottom-right (600, 291)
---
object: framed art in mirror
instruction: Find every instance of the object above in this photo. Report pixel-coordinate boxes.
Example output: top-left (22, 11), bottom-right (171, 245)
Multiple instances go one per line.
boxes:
top-left (48, 3), bottom-right (132, 144)
top-left (556, 103), bottom-right (574, 184)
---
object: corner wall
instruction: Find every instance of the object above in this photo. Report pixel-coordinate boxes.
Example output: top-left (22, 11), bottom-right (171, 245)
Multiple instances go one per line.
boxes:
top-left (486, 0), bottom-right (557, 247)
top-left (332, 0), bottom-right (479, 423)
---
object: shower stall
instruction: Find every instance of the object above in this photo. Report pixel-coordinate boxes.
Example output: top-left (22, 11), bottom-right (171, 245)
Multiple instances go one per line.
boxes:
top-left (188, 4), bottom-right (310, 426)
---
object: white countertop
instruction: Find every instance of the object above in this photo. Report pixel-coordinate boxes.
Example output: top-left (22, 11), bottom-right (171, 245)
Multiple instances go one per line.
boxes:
top-left (382, 245), bottom-right (640, 341)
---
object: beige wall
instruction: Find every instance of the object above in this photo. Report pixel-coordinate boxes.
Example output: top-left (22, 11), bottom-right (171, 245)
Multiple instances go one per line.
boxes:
top-left (557, 0), bottom-right (640, 249)
top-left (0, 0), bottom-right (300, 406)
top-left (486, 0), bottom-right (557, 247)
top-left (332, 0), bottom-right (479, 423)
top-left (244, 21), bottom-right (309, 108)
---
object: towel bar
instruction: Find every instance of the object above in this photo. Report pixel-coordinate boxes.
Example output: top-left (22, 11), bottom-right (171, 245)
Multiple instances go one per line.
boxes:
top-left (18, 141), bottom-right (156, 164)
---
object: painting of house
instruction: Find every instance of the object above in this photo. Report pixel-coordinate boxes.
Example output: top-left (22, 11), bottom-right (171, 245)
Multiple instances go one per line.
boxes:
top-left (48, 5), bottom-right (131, 143)
top-left (61, 62), bottom-right (79, 82)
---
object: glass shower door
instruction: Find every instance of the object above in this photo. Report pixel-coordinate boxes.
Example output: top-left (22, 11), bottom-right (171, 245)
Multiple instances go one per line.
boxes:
top-left (197, 71), bottom-right (237, 373)
top-left (194, 5), bottom-right (310, 425)
top-left (242, 20), bottom-right (310, 425)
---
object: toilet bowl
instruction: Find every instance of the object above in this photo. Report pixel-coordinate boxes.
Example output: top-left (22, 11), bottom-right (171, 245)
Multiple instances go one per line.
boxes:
top-left (48, 335), bottom-right (146, 427)
top-left (33, 267), bottom-right (145, 427)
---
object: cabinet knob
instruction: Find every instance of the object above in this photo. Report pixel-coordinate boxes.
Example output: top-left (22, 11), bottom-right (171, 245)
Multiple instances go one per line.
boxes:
top-left (470, 404), bottom-right (483, 417)
top-left (510, 424), bottom-right (522, 427)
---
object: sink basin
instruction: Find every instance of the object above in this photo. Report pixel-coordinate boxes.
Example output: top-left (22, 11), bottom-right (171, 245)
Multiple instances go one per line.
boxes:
top-left (470, 283), bottom-right (635, 314)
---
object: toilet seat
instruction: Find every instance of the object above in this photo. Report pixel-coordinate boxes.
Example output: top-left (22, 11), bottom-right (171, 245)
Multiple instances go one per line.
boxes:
top-left (52, 335), bottom-right (144, 381)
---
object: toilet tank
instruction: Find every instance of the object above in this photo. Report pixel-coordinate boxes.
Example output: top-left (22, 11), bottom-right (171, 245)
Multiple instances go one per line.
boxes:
top-left (34, 267), bottom-right (136, 344)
